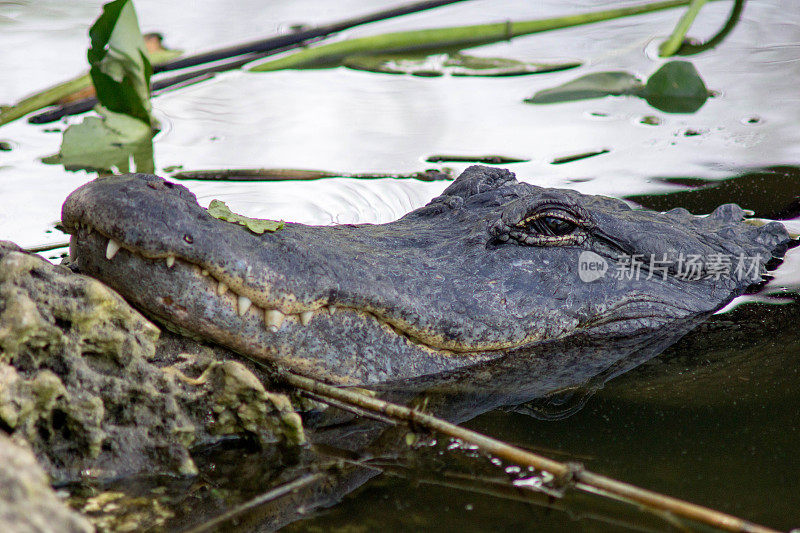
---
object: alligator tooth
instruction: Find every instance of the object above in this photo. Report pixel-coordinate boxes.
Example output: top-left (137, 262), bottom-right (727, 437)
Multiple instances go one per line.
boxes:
top-left (265, 309), bottom-right (285, 332)
top-left (217, 282), bottom-right (228, 295)
top-left (106, 239), bottom-right (121, 260)
top-left (328, 305), bottom-right (337, 314)
top-left (237, 295), bottom-right (252, 316)
top-left (166, 255), bottom-right (175, 268)
top-left (299, 311), bottom-right (313, 326)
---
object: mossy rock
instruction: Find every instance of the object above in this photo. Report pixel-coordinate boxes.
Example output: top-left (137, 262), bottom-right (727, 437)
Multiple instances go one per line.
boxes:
top-left (0, 241), bottom-right (304, 483)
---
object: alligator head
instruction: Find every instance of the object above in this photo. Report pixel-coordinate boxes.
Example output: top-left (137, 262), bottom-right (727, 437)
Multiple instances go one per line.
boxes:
top-left (61, 166), bottom-right (790, 385)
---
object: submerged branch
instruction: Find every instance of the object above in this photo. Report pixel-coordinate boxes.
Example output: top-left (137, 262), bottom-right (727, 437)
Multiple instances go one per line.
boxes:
top-left (170, 168), bottom-right (452, 182)
top-left (182, 472), bottom-right (326, 533)
top-left (155, 0), bottom-right (469, 72)
top-left (280, 371), bottom-right (781, 533)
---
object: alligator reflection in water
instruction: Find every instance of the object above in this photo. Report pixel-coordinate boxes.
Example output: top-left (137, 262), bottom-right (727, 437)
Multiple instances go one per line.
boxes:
top-left (159, 318), bottom-right (708, 532)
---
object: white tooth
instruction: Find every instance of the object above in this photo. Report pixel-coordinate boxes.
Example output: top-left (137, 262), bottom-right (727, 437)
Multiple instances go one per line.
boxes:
top-left (69, 237), bottom-right (77, 261)
top-left (106, 239), bottom-right (121, 260)
top-left (217, 282), bottom-right (228, 295)
top-left (265, 309), bottom-right (285, 332)
top-left (328, 305), bottom-right (337, 314)
top-left (299, 311), bottom-right (313, 326)
top-left (237, 295), bottom-right (252, 316)
top-left (201, 269), bottom-right (209, 276)
top-left (166, 255), bottom-right (175, 268)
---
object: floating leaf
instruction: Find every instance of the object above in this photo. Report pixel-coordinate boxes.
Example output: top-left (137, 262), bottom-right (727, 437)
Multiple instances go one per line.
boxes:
top-left (526, 60), bottom-right (708, 114)
top-left (207, 200), bottom-right (284, 234)
top-left (42, 105), bottom-right (153, 173)
top-left (88, 0), bottom-right (154, 126)
top-left (525, 71), bottom-right (643, 104)
top-left (344, 53), bottom-right (579, 77)
top-left (641, 60), bottom-right (708, 113)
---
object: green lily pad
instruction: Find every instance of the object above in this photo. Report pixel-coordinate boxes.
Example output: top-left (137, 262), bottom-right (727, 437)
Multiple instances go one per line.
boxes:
top-left (207, 200), bottom-right (284, 234)
top-left (88, 0), bottom-right (154, 126)
top-left (344, 53), bottom-right (580, 77)
top-left (526, 60), bottom-right (709, 114)
top-left (42, 105), bottom-right (153, 173)
top-left (641, 60), bottom-right (709, 113)
top-left (525, 71), bottom-right (643, 104)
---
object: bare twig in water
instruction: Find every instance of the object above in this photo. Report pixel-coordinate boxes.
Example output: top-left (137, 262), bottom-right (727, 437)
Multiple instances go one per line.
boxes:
top-left (181, 472), bottom-right (325, 533)
top-left (24, 241), bottom-right (70, 254)
top-left (280, 371), bottom-right (781, 533)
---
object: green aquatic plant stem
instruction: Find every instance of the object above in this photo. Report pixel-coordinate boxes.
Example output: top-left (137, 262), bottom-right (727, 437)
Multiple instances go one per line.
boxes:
top-left (250, 0), bottom-right (698, 72)
top-left (674, 0), bottom-right (744, 55)
top-left (281, 370), bottom-right (781, 533)
top-left (0, 75), bottom-right (91, 127)
top-left (659, 0), bottom-right (709, 56)
top-left (0, 48), bottom-right (179, 127)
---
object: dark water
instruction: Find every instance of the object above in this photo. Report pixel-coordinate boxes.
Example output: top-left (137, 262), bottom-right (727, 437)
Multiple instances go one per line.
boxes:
top-left (2, 0), bottom-right (800, 531)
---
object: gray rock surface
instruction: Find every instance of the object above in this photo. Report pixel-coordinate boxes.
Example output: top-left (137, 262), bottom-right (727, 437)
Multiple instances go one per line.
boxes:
top-left (0, 432), bottom-right (93, 533)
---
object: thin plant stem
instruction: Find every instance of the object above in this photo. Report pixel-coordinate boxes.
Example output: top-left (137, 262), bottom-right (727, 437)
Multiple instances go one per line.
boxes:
top-left (659, 0), bottom-right (709, 56)
top-left (250, 0), bottom-right (698, 72)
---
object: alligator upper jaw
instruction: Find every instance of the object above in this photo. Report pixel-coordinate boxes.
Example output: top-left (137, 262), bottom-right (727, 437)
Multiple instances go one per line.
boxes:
top-left (60, 175), bottom-right (547, 357)
top-left (65, 222), bottom-right (522, 384)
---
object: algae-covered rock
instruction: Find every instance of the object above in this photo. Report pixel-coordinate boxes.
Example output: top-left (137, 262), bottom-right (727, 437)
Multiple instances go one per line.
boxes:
top-left (0, 432), bottom-right (93, 532)
top-left (0, 241), bottom-right (303, 483)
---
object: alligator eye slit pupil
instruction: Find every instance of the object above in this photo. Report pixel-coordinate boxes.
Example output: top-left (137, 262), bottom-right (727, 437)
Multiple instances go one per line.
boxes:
top-left (542, 217), bottom-right (575, 236)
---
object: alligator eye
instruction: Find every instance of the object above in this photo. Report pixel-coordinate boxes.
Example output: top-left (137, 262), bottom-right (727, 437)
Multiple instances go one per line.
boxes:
top-left (541, 216), bottom-right (576, 236)
top-left (522, 215), bottom-right (577, 237)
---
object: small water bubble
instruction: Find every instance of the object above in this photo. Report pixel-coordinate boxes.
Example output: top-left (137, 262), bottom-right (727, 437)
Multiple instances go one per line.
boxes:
top-left (513, 476), bottom-right (544, 489)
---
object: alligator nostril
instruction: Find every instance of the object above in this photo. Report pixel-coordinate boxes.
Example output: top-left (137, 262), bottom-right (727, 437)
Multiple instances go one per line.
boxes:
top-left (183, 234), bottom-right (194, 244)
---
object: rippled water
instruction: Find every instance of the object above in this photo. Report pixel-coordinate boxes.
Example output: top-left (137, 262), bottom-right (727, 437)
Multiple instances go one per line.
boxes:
top-left (2, 0), bottom-right (799, 530)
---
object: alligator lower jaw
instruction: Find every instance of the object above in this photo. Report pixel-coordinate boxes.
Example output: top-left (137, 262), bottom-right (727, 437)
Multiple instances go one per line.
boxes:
top-left (65, 224), bottom-right (509, 381)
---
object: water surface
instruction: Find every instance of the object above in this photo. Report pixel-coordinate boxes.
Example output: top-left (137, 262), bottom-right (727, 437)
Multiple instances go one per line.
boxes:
top-left (1, 1), bottom-right (798, 530)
